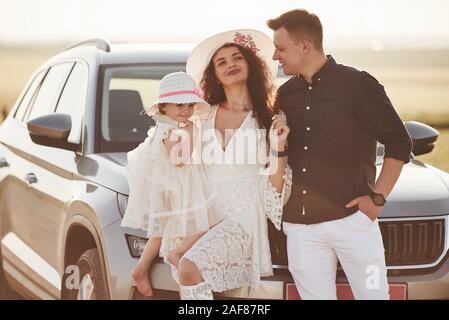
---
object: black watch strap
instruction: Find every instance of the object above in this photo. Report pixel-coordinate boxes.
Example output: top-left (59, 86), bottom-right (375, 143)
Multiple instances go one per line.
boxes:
top-left (271, 146), bottom-right (288, 157)
top-left (369, 191), bottom-right (386, 206)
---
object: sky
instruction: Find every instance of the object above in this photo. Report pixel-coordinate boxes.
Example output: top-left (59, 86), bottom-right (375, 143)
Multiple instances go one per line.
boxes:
top-left (1, 0), bottom-right (449, 49)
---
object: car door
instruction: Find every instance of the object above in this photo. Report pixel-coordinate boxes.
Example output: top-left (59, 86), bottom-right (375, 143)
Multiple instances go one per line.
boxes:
top-left (0, 61), bottom-right (88, 299)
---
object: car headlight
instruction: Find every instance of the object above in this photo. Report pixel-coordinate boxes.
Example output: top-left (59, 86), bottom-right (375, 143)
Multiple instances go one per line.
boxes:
top-left (117, 193), bottom-right (149, 257)
top-left (117, 193), bottom-right (128, 217)
top-left (125, 234), bottom-right (148, 257)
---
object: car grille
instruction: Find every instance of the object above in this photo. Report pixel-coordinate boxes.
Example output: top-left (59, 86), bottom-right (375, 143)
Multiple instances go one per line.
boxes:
top-left (268, 217), bottom-right (447, 268)
top-left (380, 218), bottom-right (446, 266)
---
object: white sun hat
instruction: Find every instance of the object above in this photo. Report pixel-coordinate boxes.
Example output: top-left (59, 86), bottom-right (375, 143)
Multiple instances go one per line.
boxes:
top-left (186, 29), bottom-right (278, 85)
top-left (145, 71), bottom-right (210, 117)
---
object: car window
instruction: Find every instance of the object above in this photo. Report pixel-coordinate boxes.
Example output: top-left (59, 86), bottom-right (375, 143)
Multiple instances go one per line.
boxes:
top-left (55, 62), bottom-right (88, 144)
top-left (25, 62), bottom-right (73, 122)
top-left (14, 70), bottom-right (46, 121)
top-left (100, 65), bottom-right (183, 146)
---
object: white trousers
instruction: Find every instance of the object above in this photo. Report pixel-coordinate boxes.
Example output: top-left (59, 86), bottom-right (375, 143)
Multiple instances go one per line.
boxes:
top-left (283, 211), bottom-right (390, 300)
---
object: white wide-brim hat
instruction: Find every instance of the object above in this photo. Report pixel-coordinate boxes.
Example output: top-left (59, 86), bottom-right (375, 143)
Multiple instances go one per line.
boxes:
top-left (186, 29), bottom-right (278, 85)
top-left (145, 71), bottom-right (210, 116)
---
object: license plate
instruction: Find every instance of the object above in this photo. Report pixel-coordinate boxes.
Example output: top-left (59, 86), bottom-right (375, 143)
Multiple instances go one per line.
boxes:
top-left (285, 282), bottom-right (407, 300)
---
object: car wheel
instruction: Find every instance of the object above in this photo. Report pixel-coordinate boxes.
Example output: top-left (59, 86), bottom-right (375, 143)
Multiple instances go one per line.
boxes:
top-left (67, 248), bottom-right (108, 300)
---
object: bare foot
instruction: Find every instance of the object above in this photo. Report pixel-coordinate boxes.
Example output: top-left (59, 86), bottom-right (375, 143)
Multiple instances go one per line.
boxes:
top-left (167, 250), bottom-right (182, 268)
top-left (131, 267), bottom-right (153, 297)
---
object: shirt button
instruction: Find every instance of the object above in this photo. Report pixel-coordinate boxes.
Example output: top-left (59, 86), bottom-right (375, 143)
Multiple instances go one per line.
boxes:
top-left (302, 190), bottom-right (307, 195)
top-left (318, 78), bottom-right (321, 81)
top-left (302, 168), bottom-right (307, 172)
top-left (306, 127), bottom-right (311, 131)
top-left (306, 106), bottom-right (310, 110)
top-left (304, 146), bottom-right (308, 150)
top-left (308, 86), bottom-right (312, 90)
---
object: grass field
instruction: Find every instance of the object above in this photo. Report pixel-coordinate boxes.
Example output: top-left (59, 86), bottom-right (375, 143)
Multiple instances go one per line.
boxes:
top-left (1, 45), bottom-right (448, 172)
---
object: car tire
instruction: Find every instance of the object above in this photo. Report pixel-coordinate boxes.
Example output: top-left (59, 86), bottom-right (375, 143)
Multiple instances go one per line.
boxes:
top-left (67, 248), bottom-right (108, 300)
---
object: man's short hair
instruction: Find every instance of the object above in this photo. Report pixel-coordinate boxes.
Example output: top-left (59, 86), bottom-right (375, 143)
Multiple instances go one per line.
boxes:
top-left (267, 9), bottom-right (323, 51)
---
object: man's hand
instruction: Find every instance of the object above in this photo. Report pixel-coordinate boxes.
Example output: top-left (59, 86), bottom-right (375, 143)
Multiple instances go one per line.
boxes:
top-left (345, 195), bottom-right (381, 221)
top-left (345, 158), bottom-right (405, 222)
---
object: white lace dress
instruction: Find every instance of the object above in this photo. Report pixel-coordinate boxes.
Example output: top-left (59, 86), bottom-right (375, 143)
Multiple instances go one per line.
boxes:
top-left (121, 120), bottom-right (223, 259)
top-left (180, 105), bottom-right (292, 292)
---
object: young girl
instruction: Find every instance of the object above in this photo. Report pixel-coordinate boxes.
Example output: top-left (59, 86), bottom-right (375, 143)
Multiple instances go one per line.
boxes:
top-left (120, 71), bottom-right (223, 297)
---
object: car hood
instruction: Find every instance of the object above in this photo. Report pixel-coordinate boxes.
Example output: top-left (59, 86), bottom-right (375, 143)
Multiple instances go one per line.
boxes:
top-left (103, 152), bottom-right (128, 167)
top-left (89, 153), bottom-right (449, 218)
top-left (380, 160), bottom-right (449, 218)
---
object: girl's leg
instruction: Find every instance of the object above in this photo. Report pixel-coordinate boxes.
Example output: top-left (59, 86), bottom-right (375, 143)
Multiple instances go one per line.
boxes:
top-left (177, 257), bottom-right (204, 285)
top-left (176, 258), bottom-right (213, 300)
top-left (167, 232), bottom-right (204, 268)
top-left (132, 237), bottom-right (161, 297)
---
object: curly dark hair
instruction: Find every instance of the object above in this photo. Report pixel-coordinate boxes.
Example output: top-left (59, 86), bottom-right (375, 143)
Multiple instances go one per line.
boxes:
top-left (200, 43), bottom-right (277, 134)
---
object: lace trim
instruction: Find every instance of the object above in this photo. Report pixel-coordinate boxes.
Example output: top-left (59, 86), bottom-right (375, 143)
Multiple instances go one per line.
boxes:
top-left (264, 165), bottom-right (293, 230)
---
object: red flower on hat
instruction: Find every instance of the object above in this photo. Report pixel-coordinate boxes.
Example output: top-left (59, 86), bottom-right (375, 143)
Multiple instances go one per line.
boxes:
top-left (233, 32), bottom-right (259, 54)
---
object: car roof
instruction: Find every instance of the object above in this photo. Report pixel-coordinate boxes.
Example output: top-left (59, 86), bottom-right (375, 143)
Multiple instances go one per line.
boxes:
top-left (45, 42), bottom-right (193, 67)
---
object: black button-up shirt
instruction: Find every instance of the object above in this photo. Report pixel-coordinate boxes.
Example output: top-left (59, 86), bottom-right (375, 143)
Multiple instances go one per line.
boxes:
top-left (276, 56), bottom-right (413, 224)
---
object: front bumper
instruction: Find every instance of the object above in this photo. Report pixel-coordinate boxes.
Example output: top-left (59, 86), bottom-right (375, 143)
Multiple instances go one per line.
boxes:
top-left (104, 217), bottom-right (449, 300)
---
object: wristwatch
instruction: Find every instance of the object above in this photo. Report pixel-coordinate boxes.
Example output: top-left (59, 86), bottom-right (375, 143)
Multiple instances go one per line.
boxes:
top-left (271, 145), bottom-right (288, 157)
top-left (369, 191), bottom-right (386, 206)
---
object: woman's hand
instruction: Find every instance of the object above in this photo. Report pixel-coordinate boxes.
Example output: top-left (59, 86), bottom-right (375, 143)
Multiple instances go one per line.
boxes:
top-left (269, 112), bottom-right (290, 151)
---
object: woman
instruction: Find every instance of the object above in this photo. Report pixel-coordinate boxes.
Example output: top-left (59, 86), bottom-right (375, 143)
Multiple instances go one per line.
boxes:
top-left (173, 29), bottom-right (292, 299)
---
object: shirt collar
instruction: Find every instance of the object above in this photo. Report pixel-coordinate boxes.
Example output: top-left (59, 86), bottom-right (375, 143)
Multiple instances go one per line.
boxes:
top-left (313, 55), bottom-right (336, 82)
top-left (297, 55), bottom-right (336, 83)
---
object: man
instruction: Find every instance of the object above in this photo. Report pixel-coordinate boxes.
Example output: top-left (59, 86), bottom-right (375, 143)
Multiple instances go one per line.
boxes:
top-left (267, 9), bottom-right (412, 299)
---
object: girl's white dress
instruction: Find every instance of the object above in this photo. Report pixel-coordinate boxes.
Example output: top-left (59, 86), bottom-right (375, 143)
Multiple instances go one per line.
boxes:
top-left (179, 105), bottom-right (293, 292)
top-left (120, 119), bottom-right (223, 258)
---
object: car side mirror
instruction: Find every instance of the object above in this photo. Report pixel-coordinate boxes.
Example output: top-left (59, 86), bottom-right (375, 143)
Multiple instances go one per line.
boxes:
top-left (27, 113), bottom-right (81, 152)
top-left (404, 121), bottom-right (439, 156)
